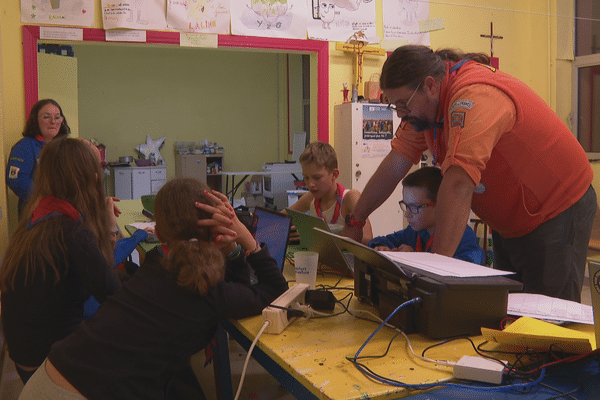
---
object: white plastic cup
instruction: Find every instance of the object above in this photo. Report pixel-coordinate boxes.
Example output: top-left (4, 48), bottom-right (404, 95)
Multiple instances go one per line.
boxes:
top-left (294, 251), bottom-right (319, 289)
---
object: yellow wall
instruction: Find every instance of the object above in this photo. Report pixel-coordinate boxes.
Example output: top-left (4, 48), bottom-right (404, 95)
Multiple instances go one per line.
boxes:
top-left (0, 1), bottom-right (576, 258)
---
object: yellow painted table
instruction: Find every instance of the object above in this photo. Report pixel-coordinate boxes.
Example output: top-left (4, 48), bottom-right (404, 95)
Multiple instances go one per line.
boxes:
top-left (216, 271), bottom-right (480, 400)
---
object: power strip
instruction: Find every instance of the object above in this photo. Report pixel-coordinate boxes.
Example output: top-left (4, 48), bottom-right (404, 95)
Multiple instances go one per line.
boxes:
top-left (262, 283), bottom-right (309, 334)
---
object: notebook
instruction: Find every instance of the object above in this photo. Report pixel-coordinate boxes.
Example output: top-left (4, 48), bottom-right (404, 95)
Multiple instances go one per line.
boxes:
top-left (284, 208), bottom-right (354, 275)
top-left (589, 260), bottom-right (600, 349)
top-left (251, 207), bottom-right (292, 271)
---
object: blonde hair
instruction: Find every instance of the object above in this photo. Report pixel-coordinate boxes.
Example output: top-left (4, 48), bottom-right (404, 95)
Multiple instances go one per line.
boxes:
top-left (1, 138), bottom-right (113, 291)
top-left (298, 141), bottom-right (338, 172)
top-left (154, 178), bottom-right (225, 295)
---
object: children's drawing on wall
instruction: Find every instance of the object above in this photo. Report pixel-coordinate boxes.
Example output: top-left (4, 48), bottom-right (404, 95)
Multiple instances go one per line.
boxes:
top-left (382, 0), bottom-right (430, 45)
top-left (307, 0), bottom-right (376, 43)
top-left (167, 0), bottom-right (230, 34)
top-left (101, 0), bottom-right (167, 30)
top-left (21, 0), bottom-right (94, 26)
top-left (230, 0), bottom-right (308, 40)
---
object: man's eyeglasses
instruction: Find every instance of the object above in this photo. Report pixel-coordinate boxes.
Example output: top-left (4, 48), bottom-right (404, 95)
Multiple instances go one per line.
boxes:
top-left (387, 82), bottom-right (421, 113)
top-left (399, 200), bottom-right (436, 214)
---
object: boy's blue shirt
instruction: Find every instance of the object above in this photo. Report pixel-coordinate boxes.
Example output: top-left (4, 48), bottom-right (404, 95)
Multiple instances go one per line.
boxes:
top-left (368, 224), bottom-right (485, 265)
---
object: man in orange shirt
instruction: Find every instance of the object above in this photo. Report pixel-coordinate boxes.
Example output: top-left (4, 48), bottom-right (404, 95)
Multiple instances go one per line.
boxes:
top-left (343, 45), bottom-right (596, 302)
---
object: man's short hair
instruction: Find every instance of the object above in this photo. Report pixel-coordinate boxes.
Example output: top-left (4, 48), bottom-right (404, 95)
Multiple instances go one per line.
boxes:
top-left (299, 141), bottom-right (338, 172)
top-left (401, 166), bottom-right (443, 201)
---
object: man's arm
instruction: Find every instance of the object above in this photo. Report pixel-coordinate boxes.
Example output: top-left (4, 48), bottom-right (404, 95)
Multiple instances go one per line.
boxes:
top-left (342, 151), bottom-right (413, 242)
top-left (431, 165), bottom-right (475, 257)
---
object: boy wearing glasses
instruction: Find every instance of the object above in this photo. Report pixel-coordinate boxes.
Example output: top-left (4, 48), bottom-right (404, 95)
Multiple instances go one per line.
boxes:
top-left (368, 167), bottom-right (484, 265)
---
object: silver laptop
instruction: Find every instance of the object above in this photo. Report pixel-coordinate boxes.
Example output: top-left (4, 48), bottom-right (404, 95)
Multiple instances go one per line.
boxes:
top-left (589, 260), bottom-right (600, 349)
top-left (285, 208), bottom-right (354, 275)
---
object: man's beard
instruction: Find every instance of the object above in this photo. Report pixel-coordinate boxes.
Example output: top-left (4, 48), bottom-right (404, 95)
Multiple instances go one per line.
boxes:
top-left (403, 116), bottom-right (434, 132)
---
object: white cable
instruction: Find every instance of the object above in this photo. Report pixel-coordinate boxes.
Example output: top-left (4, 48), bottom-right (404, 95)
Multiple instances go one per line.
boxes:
top-left (348, 309), bottom-right (457, 367)
top-left (233, 320), bottom-right (270, 400)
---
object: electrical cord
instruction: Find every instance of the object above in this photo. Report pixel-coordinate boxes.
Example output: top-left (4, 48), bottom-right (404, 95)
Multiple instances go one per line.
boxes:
top-left (233, 320), bottom-right (270, 400)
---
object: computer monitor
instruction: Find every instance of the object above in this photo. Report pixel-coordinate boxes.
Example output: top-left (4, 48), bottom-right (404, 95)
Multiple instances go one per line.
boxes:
top-left (251, 207), bottom-right (292, 271)
top-left (285, 208), bottom-right (353, 275)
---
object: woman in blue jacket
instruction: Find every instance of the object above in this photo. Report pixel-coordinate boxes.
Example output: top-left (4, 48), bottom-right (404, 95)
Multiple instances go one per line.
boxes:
top-left (6, 99), bottom-right (70, 217)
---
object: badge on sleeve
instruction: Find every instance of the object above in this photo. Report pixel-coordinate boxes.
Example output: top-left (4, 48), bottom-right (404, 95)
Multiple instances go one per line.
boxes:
top-left (8, 166), bottom-right (20, 179)
top-left (451, 111), bottom-right (465, 128)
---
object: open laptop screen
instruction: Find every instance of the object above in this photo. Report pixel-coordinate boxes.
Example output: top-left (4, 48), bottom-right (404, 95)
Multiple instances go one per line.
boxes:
top-left (251, 207), bottom-right (292, 271)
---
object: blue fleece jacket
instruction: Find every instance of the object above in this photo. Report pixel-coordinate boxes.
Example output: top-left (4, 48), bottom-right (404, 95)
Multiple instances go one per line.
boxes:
top-left (6, 137), bottom-right (45, 214)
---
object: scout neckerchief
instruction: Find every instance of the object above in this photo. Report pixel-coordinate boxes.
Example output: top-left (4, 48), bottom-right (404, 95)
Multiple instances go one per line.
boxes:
top-left (432, 59), bottom-right (470, 166)
top-left (27, 196), bottom-right (82, 229)
top-left (314, 183), bottom-right (346, 224)
top-left (415, 233), bottom-right (434, 253)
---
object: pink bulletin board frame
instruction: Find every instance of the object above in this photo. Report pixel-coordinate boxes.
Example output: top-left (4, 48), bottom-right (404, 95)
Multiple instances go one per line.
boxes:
top-left (22, 25), bottom-right (329, 142)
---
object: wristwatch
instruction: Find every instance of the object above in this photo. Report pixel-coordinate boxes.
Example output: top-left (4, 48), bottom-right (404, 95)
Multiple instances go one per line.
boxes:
top-left (345, 214), bottom-right (366, 228)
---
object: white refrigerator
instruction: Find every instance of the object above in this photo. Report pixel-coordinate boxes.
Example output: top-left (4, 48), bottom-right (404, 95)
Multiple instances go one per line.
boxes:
top-left (334, 103), bottom-right (428, 238)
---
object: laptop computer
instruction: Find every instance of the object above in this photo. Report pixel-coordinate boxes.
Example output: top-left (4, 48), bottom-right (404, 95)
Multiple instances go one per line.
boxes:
top-left (251, 207), bottom-right (292, 272)
top-left (284, 208), bottom-right (354, 275)
top-left (589, 260), bottom-right (600, 349)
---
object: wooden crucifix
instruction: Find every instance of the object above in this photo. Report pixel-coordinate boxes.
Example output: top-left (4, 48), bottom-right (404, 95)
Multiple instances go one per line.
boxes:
top-left (336, 31), bottom-right (386, 91)
top-left (480, 22), bottom-right (503, 57)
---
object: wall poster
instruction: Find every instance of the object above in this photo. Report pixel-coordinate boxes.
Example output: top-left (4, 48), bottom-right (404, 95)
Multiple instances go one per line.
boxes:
top-left (307, 0), bottom-right (377, 43)
top-left (361, 104), bottom-right (394, 157)
top-left (167, 0), bottom-right (231, 34)
top-left (230, 0), bottom-right (308, 39)
top-left (382, 0), bottom-right (430, 45)
top-left (21, 0), bottom-right (95, 26)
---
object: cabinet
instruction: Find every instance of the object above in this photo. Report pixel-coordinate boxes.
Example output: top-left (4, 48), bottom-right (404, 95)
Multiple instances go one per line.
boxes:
top-left (174, 154), bottom-right (223, 191)
top-left (113, 166), bottom-right (167, 200)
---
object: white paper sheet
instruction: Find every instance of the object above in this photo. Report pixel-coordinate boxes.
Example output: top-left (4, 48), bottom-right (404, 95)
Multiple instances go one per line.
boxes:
top-left (168, 0), bottom-right (231, 34)
top-left (102, 0), bottom-right (167, 30)
top-left (21, 0), bottom-right (95, 27)
top-left (307, 0), bottom-right (377, 42)
top-left (128, 222), bottom-right (156, 231)
top-left (382, 0), bottom-right (430, 45)
top-left (381, 251), bottom-right (514, 278)
top-left (230, 0), bottom-right (309, 39)
top-left (507, 293), bottom-right (594, 325)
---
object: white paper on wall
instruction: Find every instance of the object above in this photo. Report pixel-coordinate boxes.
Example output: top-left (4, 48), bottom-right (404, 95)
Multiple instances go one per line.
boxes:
top-left (230, 0), bottom-right (308, 39)
top-left (102, 0), bottom-right (167, 30)
top-left (306, 0), bottom-right (376, 43)
top-left (382, 0), bottom-right (430, 45)
top-left (167, 0), bottom-right (231, 34)
top-left (21, 0), bottom-right (95, 27)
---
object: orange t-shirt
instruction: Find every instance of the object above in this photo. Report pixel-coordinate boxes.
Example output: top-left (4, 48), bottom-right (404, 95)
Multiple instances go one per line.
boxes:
top-left (392, 61), bottom-right (592, 237)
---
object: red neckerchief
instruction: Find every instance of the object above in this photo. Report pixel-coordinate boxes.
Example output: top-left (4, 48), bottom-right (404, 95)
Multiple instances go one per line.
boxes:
top-left (35, 134), bottom-right (46, 143)
top-left (28, 196), bottom-right (81, 228)
top-left (415, 233), bottom-right (434, 252)
top-left (314, 183), bottom-right (345, 224)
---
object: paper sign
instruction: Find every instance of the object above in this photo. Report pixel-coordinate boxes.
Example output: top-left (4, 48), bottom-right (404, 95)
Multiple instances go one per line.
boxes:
top-left (105, 30), bottom-right (147, 42)
top-left (40, 26), bottom-right (83, 41)
top-left (380, 39), bottom-right (409, 52)
top-left (419, 17), bottom-right (444, 33)
top-left (180, 33), bottom-right (218, 48)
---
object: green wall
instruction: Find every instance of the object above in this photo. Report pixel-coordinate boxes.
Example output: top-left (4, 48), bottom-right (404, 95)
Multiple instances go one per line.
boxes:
top-left (74, 43), bottom-right (299, 181)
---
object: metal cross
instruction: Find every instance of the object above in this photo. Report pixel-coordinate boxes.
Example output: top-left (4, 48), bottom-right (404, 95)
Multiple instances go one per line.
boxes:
top-left (480, 22), bottom-right (503, 57)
